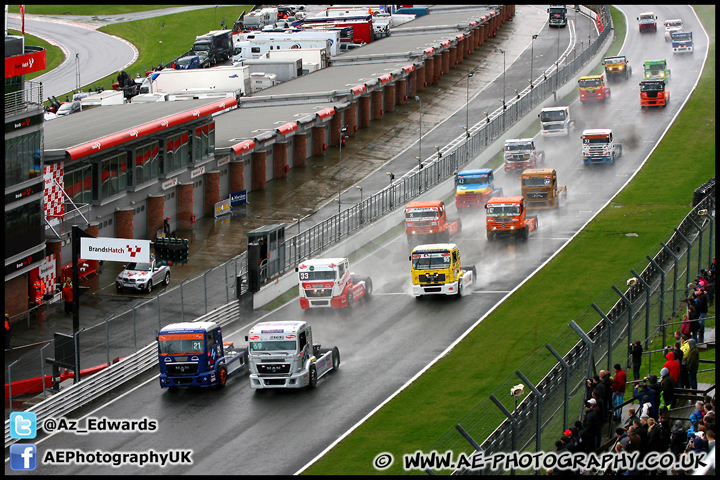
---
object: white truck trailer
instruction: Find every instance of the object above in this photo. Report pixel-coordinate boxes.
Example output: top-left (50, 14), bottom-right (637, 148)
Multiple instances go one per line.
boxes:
top-left (266, 47), bottom-right (328, 72)
top-left (233, 37), bottom-right (334, 61)
top-left (234, 30), bottom-right (341, 56)
top-left (139, 66), bottom-right (251, 96)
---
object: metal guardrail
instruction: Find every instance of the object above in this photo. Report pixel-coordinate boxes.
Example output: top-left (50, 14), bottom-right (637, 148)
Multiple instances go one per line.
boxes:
top-left (5, 81), bottom-right (44, 117)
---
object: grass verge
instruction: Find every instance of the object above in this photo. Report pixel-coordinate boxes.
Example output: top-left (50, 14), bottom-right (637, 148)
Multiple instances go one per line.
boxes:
top-left (303, 5), bottom-right (715, 475)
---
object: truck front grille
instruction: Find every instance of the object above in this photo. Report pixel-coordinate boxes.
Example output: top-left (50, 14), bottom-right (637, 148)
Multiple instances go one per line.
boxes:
top-left (305, 289), bottom-right (331, 298)
top-left (166, 363), bottom-right (198, 375)
top-left (257, 363), bottom-right (291, 374)
top-left (528, 192), bottom-right (548, 199)
top-left (419, 273), bottom-right (446, 283)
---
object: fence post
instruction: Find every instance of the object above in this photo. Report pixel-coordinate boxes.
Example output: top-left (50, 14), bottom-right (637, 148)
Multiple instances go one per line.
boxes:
top-left (225, 263), bottom-right (230, 304)
top-left (706, 213), bottom-right (714, 269)
top-left (40, 341), bottom-right (51, 400)
top-left (660, 242), bottom-right (680, 315)
top-left (180, 277), bottom-right (189, 322)
top-left (105, 314), bottom-right (114, 367)
top-left (8, 360), bottom-right (19, 412)
top-left (204, 271), bottom-right (209, 314)
top-left (516, 370), bottom-right (542, 453)
top-left (132, 301), bottom-right (141, 352)
top-left (591, 303), bottom-right (613, 372)
top-left (647, 256), bottom-right (667, 349)
top-left (157, 292), bottom-right (162, 331)
top-left (489, 394), bottom-right (518, 476)
top-left (631, 270), bottom-right (652, 358)
top-left (674, 227), bottom-right (694, 291)
top-left (687, 217), bottom-right (705, 275)
top-left (570, 320), bottom-right (595, 419)
top-left (612, 286), bottom-right (632, 368)
top-left (546, 344), bottom-right (570, 432)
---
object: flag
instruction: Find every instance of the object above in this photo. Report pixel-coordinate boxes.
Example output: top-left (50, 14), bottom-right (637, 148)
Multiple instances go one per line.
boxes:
top-left (20, 5), bottom-right (25, 35)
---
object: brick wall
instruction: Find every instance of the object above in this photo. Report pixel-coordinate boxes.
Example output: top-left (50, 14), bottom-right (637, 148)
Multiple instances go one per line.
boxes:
top-left (177, 183), bottom-right (193, 230)
top-left (294, 134), bottom-right (307, 166)
top-left (274, 142), bottom-right (287, 178)
top-left (204, 170), bottom-right (219, 216)
top-left (115, 207), bottom-right (134, 239)
top-left (251, 151), bottom-right (267, 190)
top-left (345, 102), bottom-right (357, 137)
top-left (147, 194), bottom-right (165, 240)
top-left (311, 127), bottom-right (325, 156)
top-left (384, 84), bottom-right (396, 112)
top-left (359, 96), bottom-right (371, 128)
top-left (5, 275), bottom-right (28, 317)
top-left (230, 160), bottom-right (244, 193)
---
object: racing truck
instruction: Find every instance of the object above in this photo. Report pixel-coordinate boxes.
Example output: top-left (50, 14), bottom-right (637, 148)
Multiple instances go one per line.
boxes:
top-left (637, 12), bottom-right (658, 33)
top-left (547, 5), bottom-right (567, 27)
top-left (578, 75), bottom-right (610, 102)
top-left (485, 196), bottom-right (538, 241)
top-left (245, 321), bottom-right (339, 389)
top-left (664, 19), bottom-right (683, 41)
top-left (670, 31), bottom-right (694, 53)
top-left (409, 243), bottom-right (475, 298)
top-left (581, 129), bottom-right (622, 165)
top-left (454, 168), bottom-right (503, 210)
top-left (603, 56), bottom-right (632, 81)
top-left (502, 138), bottom-right (545, 172)
top-left (157, 321), bottom-right (247, 389)
top-left (538, 106), bottom-right (575, 137)
top-left (643, 59), bottom-right (670, 81)
top-left (519, 168), bottom-right (566, 209)
top-left (296, 257), bottom-right (372, 310)
top-left (639, 80), bottom-right (669, 108)
top-left (405, 200), bottom-right (462, 244)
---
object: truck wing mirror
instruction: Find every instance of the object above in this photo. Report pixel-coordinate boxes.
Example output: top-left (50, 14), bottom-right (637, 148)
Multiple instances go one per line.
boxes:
top-left (295, 267), bottom-right (299, 272)
top-left (408, 255), bottom-right (412, 261)
top-left (245, 335), bottom-right (248, 341)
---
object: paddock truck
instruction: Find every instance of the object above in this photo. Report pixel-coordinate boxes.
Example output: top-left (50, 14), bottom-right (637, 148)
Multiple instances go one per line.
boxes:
top-left (538, 106), bottom-right (575, 137)
top-left (637, 12), bottom-right (658, 33)
top-left (603, 55), bottom-right (632, 81)
top-left (405, 200), bottom-right (462, 244)
top-left (519, 168), bottom-right (566, 209)
top-left (157, 321), bottom-right (247, 389)
top-left (581, 129), bottom-right (622, 165)
top-left (296, 257), bottom-right (372, 310)
top-left (409, 243), bottom-right (475, 299)
top-left (485, 196), bottom-right (538, 241)
top-left (578, 75), bottom-right (610, 102)
top-left (639, 80), bottom-right (669, 108)
top-left (245, 321), bottom-right (339, 389)
top-left (502, 138), bottom-right (545, 172)
top-left (454, 168), bottom-right (503, 210)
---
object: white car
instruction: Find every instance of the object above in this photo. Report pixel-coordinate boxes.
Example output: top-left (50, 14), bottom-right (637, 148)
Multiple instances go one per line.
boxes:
top-left (116, 259), bottom-right (170, 293)
top-left (664, 19), bottom-right (683, 41)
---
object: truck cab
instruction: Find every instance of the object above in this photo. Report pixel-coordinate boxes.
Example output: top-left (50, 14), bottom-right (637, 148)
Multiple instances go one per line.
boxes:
top-left (174, 55), bottom-right (202, 70)
top-left (603, 56), bottom-right (632, 81)
top-left (664, 19), bottom-right (683, 41)
top-left (643, 59), bottom-right (670, 81)
top-left (639, 80), bottom-right (669, 107)
top-left (520, 168), bottom-right (566, 209)
top-left (485, 196), bottom-right (538, 241)
top-left (581, 129), bottom-right (622, 164)
top-left (245, 321), bottom-right (339, 389)
top-left (296, 258), bottom-right (372, 310)
top-left (539, 106), bottom-right (575, 137)
top-left (547, 5), bottom-right (567, 27)
top-left (637, 12), bottom-right (658, 33)
top-left (157, 321), bottom-right (247, 388)
top-left (578, 75), bottom-right (610, 102)
top-left (503, 138), bottom-right (544, 172)
top-left (404, 200), bottom-right (462, 244)
top-left (409, 243), bottom-right (475, 298)
top-left (454, 168), bottom-right (503, 210)
top-left (670, 31), bottom-right (694, 53)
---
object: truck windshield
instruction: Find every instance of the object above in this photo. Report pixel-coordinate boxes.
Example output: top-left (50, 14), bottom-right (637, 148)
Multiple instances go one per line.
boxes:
top-left (579, 78), bottom-right (602, 87)
top-left (504, 143), bottom-right (531, 151)
top-left (523, 177), bottom-right (551, 187)
top-left (549, 8), bottom-right (566, 14)
top-left (406, 210), bottom-right (438, 220)
top-left (458, 174), bottom-right (488, 185)
top-left (486, 205), bottom-right (520, 216)
top-left (665, 21), bottom-right (682, 29)
top-left (412, 253), bottom-right (451, 270)
top-left (178, 57), bottom-right (194, 65)
top-left (249, 340), bottom-right (297, 352)
top-left (299, 270), bottom-right (336, 281)
top-left (583, 137), bottom-right (610, 144)
top-left (159, 339), bottom-right (205, 355)
top-left (640, 82), bottom-right (665, 92)
top-left (640, 15), bottom-right (654, 21)
top-left (672, 33), bottom-right (692, 41)
top-left (604, 57), bottom-right (625, 65)
top-left (540, 110), bottom-right (566, 121)
top-left (193, 43), bottom-right (211, 52)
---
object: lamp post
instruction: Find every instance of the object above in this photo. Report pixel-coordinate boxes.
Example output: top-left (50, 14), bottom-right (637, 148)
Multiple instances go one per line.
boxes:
top-left (466, 69), bottom-right (476, 138)
top-left (530, 34), bottom-right (538, 89)
top-left (337, 125), bottom-right (348, 214)
top-left (215, 6), bottom-right (218, 30)
top-left (498, 48), bottom-right (506, 106)
top-left (160, 23), bottom-right (165, 66)
top-left (414, 96), bottom-right (422, 163)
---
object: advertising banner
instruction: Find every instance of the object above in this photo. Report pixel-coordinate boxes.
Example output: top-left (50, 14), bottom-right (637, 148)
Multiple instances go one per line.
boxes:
top-left (80, 237), bottom-right (151, 263)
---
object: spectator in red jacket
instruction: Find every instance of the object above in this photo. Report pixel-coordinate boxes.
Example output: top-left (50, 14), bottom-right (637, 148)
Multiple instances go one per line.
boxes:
top-left (612, 364), bottom-right (627, 422)
top-left (664, 350), bottom-right (681, 387)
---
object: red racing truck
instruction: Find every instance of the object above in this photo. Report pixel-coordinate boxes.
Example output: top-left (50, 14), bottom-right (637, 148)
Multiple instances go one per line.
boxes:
top-left (405, 200), bottom-right (462, 244)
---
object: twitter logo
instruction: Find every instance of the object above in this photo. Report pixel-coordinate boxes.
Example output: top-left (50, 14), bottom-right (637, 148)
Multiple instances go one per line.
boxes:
top-left (10, 412), bottom-right (37, 439)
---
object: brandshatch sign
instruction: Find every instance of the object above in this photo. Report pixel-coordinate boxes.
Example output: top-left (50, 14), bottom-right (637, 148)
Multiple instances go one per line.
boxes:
top-left (80, 238), bottom-right (151, 263)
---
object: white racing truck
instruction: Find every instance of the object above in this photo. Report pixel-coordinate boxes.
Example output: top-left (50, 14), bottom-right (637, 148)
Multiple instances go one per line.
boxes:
top-left (503, 138), bottom-right (545, 172)
top-left (245, 321), bottom-right (339, 389)
top-left (538, 106), bottom-right (575, 137)
top-left (296, 257), bottom-right (372, 310)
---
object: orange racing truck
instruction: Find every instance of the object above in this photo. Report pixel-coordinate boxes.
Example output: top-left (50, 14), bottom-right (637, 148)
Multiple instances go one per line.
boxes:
top-left (520, 168), bottom-right (566, 209)
top-left (639, 80), bottom-right (669, 107)
top-left (578, 75), bottom-right (610, 102)
top-left (485, 196), bottom-right (538, 241)
top-left (404, 200), bottom-right (462, 244)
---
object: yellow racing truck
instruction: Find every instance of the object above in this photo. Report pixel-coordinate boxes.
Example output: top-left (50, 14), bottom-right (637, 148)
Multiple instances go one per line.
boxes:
top-left (409, 243), bottom-right (475, 299)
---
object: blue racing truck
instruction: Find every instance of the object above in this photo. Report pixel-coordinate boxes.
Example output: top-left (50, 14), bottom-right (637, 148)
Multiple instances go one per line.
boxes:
top-left (670, 31), bottom-right (694, 54)
top-left (454, 168), bottom-right (503, 211)
top-left (157, 321), bottom-right (247, 389)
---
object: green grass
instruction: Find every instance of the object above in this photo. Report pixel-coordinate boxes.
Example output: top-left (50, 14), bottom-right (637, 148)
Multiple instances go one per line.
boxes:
top-left (8, 5), bottom-right (187, 15)
top-left (303, 5), bottom-right (715, 475)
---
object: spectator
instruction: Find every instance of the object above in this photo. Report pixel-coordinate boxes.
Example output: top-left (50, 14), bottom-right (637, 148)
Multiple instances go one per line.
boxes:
top-left (633, 417), bottom-right (649, 458)
top-left (688, 303), bottom-right (700, 343)
top-left (62, 279), bottom-right (73, 315)
top-left (624, 407), bottom-right (639, 430)
top-left (680, 313), bottom-right (692, 337)
top-left (630, 340), bottom-right (643, 380)
top-left (690, 413), bottom-right (700, 432)
top-left (612, 364), bottom-right (627, 422)
top-left (583, 399), bottom-right (600, 452)
top-left (693, 401), bottom-right (705, 421)
top-left (647, 374), bottom-right (662, 419)
top-left (680, 335), bottom-right (691, 388)
top-left (592, 390), bottom-right (606, 428)
top-left (660, 368), bottom-right (675, 409)
top-left (686, 339), bottom-right (699, 391)
top-left (647, 418), bottom-right (663, 453)
top-left (706, 270), bottom-right (715, 308)
top-left (690, 431), bottom-right (708, 455)
top-left (626, 425), bottom-right (641, 454)
top-left (707, 428), bottom-right (715, 451)
top-left (658, 406), bottom-right (672, 451)
top-left (614, 427), bottom-right (630, 453)
top-left (670, 420), bottom-right (686, 459)
top-left (664, 350), bottom-right (681, 387)
top-left (696, 288), bottom-right (708, 343)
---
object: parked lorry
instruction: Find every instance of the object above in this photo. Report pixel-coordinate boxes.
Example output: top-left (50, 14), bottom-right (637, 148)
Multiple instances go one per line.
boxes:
top-left (296, 257), bottom-right (372, 310)
top-left (581, 129), bottom-right (622, 165)
top-left (405, 200), bottom-right (462, 244)
top-left (139, 65), bottom-right (252, 97)
top-left (245, 321), bottom-right (340, 389)
top-left (235, 58), bottom-right (302, 82)
top-left (298, 16), bottom-right (374, 44)
top-left (519, 168), bottom-right (566, 209)
top-left (578, 75), bottom-right (610, 102)
top-left (643, 59), bottom-right (670, 81)
top-left (193, 30), bottom-right (234, 66)
top-left (670, 31), bottom-right (694, 53)
top-left (454, 168), bottom-right (503, 210)
top-left (234, 37), bottom-right (334, 60)
top-left (639, 80), bottom-right (669, 107)
top-left (266, 48), bottom-right (328, 73)
top-left (538, 106), bottom-right (575, 137)
top-left (157, 321), bottom-right (247, 389)
top-left (547, 5), bottom-right (568, 27)
top-left (503, 138), bottom-right (545, 172)
top-left (409, 243), bottom-right (475, 298)
top-left (663, 19), bottom-right (683, 41)
top-left (234, 30), bottom-right (341, 56)
top-left (603, 55), bottom-right (632, 81)
top-left (485, 196), bottom-right (538, 241)
top-left (637, 12), bottom-right (658, 33)
top-left (244, 8), bottom-right (278, 31)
